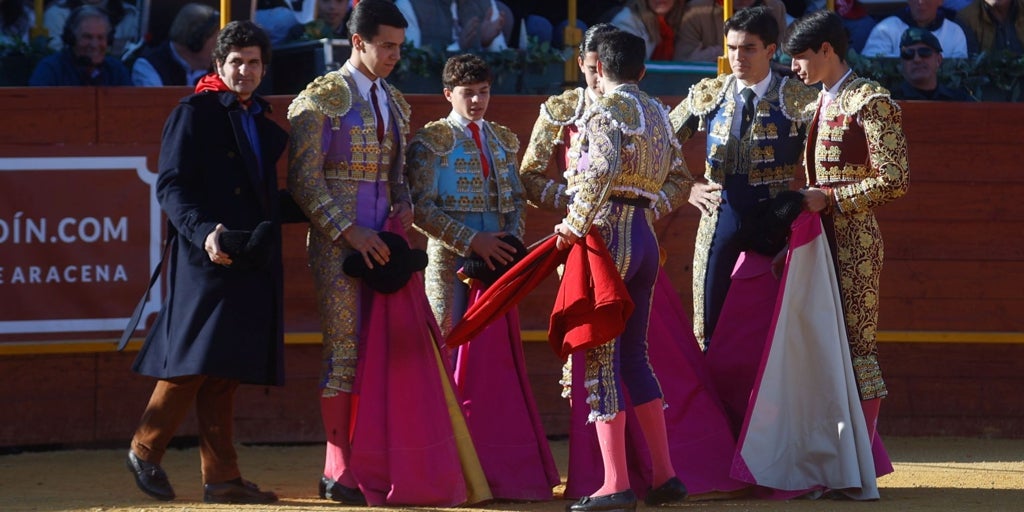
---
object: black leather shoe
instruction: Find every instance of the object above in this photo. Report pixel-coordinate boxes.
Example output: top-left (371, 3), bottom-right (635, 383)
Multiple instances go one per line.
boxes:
top-left (203, 477), bottom-right (278, 504)
top-left (319, 475), bottom-right (367, 505)
top-left (644, 476), bottom-right (688, 506)
top-left (125, 450), bottom-right (175, 501)
top-left (566, 489), bottom-right (637, 512)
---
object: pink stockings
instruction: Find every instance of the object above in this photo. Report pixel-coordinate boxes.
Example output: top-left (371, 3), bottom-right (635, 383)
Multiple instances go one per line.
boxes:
top-left (593, 398), bottom-right (676, 496)
top-left (321, 393), bottom-right (357, 488)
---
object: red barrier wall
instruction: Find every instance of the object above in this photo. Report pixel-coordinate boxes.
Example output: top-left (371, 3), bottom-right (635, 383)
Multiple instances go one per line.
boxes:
top-left (0, 87), bottom-right (1022, 447)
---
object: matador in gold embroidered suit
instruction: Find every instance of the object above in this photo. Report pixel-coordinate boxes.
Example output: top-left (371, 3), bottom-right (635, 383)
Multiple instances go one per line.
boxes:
top-left (406, 115), bottom-right (525, 335)
top-left (669, 73), bottom-right (817, 347)
top-left (286, 64), bottom-right (412, 395)
top-left (799, 72), bottom-right (909, 401)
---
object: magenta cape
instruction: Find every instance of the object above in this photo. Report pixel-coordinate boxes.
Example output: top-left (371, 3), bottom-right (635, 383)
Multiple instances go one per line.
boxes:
top-left (349, 266), bottom-right (487, 506)
top-left (454, 283), bottom-right (561, 500)
top-left (706, 251), bottom-right (781, 435)
top-left (731, 212), bottom-right (879, 500)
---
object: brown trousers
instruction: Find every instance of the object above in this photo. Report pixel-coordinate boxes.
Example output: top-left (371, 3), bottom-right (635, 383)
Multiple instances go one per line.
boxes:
top-left (131, 375), bottom-right (241, 484)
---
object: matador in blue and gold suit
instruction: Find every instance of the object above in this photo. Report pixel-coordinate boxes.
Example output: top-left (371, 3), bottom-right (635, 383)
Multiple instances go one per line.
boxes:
top-left (669, 73), bottom-right (818, 348)
top-left (406, 114), bottom-right (525, 336)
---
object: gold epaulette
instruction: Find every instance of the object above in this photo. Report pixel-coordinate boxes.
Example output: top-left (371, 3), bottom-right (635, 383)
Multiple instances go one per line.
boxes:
top-left (541, 87), bottom-right (585, 125)
top-left (779, 76), bottom-right (820, 123)
top-left (592, 91), bottom-right (641, 133)
top-left (411, 119), bottom-right (455, 155)
top-left (487, 121), bottom-right (520, 153)
top-left (838, 78), bottom-right (896, 116)
top-left (386, 82), bottom-right (412, 130)
top-left (287, 71), bottom-right (351, 120)
top-left (684, 74), bottom-right (730, 117)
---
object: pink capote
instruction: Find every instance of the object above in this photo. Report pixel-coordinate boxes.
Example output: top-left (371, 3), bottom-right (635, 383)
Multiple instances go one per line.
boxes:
top-left (563, 269), bottom-right (747, 499)
top-left (706, 252), bottom-right (781, 436)
top-left (731, 211), bottom-right (881, 500)
top-left (348, 229), bottom-right (488, 507)
top-left (454, 283), bottom-right (561, 501)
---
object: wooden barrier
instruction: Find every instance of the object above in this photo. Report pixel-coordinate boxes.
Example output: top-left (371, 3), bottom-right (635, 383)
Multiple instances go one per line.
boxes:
top-left (0, 88), bottom-right (1022, 447)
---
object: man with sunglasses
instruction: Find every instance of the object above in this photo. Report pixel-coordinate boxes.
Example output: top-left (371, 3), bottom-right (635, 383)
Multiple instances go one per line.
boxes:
top-left (892, 27), bottom-right (974, 101)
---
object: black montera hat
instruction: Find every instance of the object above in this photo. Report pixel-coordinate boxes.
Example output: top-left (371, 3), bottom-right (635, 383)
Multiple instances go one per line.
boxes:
top-left (218, 220), bottom-right (274, 270)
top-left (461, 235), bottom-right (529, 286)
top-left (342, 231), bottom-right (428, 294)
top-left (737, 190), bottom-right (805, 256)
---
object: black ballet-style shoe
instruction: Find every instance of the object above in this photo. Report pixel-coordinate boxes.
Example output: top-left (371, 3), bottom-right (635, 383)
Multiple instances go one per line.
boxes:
top-left (319, 475), bottom-right (367, 505)
top-left (566, 489), bottom-right (638, 512)
top-left (203, 477), bottom-right (278, 504)
top-left (644, 476), bottom-right (688, 506)
top-left (125, 450), bottom-right (175, 501)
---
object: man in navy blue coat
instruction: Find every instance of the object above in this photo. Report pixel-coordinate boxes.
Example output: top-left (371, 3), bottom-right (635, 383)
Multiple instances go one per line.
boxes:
top-left (125, 21), bottom-right (291, 505)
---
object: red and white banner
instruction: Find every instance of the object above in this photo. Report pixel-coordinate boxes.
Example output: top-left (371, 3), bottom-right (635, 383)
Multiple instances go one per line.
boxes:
top-left (0, 157), bottom-right (162, 341)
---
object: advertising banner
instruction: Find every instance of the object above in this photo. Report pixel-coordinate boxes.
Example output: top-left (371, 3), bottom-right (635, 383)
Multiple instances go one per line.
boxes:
top-left (0, 157), bottom-right (161, 342)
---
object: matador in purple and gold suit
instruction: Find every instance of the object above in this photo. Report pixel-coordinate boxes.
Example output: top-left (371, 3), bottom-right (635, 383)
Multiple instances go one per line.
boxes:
top-left (561, 83), bottom-right (692, 422)
top-left (287, 63), bottom-right (412, 396)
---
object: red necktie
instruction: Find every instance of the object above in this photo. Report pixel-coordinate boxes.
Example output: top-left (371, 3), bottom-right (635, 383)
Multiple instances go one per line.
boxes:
top-left (370, 82), bottom-right (384, 143)
top-left (468, 122), bottom-right (489, 178)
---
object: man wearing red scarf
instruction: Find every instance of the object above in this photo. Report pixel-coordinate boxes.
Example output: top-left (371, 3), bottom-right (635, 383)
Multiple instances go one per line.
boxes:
top-left (126, 21), bottom-right (293, 505)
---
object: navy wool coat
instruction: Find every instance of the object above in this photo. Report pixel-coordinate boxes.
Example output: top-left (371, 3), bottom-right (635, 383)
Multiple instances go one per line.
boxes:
top-left (133, 91), bottom-right (289, 386)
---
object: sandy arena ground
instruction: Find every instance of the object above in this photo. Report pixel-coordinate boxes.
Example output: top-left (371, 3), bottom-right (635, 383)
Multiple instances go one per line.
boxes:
top-left (2, 437), bottom-right (1024, 512)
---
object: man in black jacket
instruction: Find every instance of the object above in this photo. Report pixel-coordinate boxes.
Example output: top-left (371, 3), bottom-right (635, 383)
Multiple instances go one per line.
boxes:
top-left (125, 20), bottom-right (292, 505)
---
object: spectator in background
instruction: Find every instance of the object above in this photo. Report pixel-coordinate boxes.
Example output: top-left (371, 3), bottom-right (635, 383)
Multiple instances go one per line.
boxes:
top-left (395, 0), bottom-right (513, 52)
top-left (956, 0), bottom-right (1024, 55)
top-left (132, 3), bottom-right (220, 87)
top-left (44, 0), bottom-right (139, 56)
top-left (608, 0), bottom-right (688, 60)
top-left (862, 0), bottom-right (969, 58)
top-left (29, 5), bottom-right (131, 85)
top-left (255, 0), bottom-right (300, 45)
top-left (317, 0), bottom-right (352, 39)
top-left (677, 0), bottom-right (788, 62)
top-left (502, 0), bottom-right (588, 49)
top-left (1, 0), bottom-right (34, 46)
top-left (835, 0), bottom-right (877, 53)
top-left (892, 27), bottom-right (975, 100)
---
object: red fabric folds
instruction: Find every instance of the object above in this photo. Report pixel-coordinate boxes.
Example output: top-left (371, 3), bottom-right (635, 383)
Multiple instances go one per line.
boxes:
top-left (445, 235), bottom-right (566, 348)
top-left (548, 229), bottom-right (633, 360)
top-left (194, 73), bottom-right (229, 94)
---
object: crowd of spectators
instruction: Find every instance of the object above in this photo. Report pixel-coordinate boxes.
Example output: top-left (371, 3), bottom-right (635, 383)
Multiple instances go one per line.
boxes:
top-left (3, 0), bottom-right (1022, 100)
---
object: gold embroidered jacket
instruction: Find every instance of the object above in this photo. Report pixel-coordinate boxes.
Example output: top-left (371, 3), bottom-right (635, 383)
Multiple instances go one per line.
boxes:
top-left (805, 73), bottom-right (909, 400)
top-left (564, 84), bottom-right (692, 236)
top-left (518, 87), bottom-right (587, 211)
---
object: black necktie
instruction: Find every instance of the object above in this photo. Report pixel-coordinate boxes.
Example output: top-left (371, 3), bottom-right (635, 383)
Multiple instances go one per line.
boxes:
top-left (370, 82), bottom-right (384, 143)
top-left (739, 87), bottom-right (756, 137)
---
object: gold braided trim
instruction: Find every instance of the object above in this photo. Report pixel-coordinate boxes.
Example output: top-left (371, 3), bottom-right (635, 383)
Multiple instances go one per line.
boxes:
top-left (288, 71), bottom-right (352, 120)
top-left (684, 75), bottom-right (730, 117)
top-left (838, 78), bottom-right (898, 117)
top-left (541, 87), bottom-right (585, 125)
top-left (410, 119), bottom-right (456, 156)
top-left (488, 121), bottom-right (520, 153)
top-left (780, 76), bottom-right (819, 122)
top-left (815, 163), bottom-right (871, 183)
top-left (323, 160), bottom-right (386, 181)
top-left (749, 164), bottom-right (800, 185)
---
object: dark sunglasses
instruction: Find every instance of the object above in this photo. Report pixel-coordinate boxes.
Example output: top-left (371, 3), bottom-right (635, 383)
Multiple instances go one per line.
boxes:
top-left (901, 47), bottom-right (936, 60)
